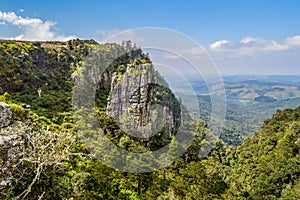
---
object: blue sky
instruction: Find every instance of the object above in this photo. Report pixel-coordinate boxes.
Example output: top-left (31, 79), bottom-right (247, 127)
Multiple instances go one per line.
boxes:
top-left (1, 0), bottom-right (300, 75)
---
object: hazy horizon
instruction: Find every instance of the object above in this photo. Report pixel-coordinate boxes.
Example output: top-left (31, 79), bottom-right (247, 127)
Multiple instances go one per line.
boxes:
top-left (1, 1), bottom-right (300, 75)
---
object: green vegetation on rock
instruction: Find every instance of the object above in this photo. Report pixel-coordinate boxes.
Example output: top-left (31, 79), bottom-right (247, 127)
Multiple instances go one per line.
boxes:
top-left (0, 39), bottom-right (299, 199)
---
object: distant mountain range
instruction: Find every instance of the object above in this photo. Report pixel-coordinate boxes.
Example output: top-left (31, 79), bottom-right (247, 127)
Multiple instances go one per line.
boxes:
top-left (188, 75), bottom-right (300, 145)
top-left (223, 75), bottom-right (300, 85)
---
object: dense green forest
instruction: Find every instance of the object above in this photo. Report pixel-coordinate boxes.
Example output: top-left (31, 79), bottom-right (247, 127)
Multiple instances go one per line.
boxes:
top-left (179, 76), bottom-right (300, 146)
top-left (0, 40), bottom-right (299, 199)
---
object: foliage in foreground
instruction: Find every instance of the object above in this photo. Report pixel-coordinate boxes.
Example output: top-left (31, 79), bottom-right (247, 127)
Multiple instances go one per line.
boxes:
top-left (0, 106), bottom-right (299, 199)
top-left (0, 40), bottom-right (299, 199)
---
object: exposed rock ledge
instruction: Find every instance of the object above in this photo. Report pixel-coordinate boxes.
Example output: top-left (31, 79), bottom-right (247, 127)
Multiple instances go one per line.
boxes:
top-left (107, 63), bottom-right (181, 139)
top-left (0, 103), bottom-right (17, 190)
top-left (0, 102), bottom-right (12, 128)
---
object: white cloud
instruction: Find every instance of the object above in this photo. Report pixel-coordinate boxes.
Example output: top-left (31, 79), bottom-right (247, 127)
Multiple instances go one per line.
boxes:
top-left (209, 40), bottom-right (230, 49)
top-left (0, 10), bottom-right (75, 41)
top-left (285, 35), bottom-right (300, 46)
top-left (0, 21), bottom-right (6, 25)
top-left (96, 29), bottom-right (123, 41)
top-left (209, 35), bottom-right (300, 55)
top-left (161, 46), bottom-right (207, 61)
top-left (181, 46), bottom-right (205, 56)
top-left (97, 29), bottom-right (144, 44)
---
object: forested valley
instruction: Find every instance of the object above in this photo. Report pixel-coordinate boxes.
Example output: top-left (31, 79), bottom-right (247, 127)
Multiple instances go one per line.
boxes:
top-left (0, 40), bottom-right (299, 199)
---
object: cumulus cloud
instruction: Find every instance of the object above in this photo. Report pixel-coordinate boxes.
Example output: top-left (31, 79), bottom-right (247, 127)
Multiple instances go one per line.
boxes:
top-left (209, 40), bottom-right (230, 49)
top-left (0, 11), bottom-right (75, 41)
top-left (209, 35), bottom-right (300, 55)
top-left (285, 35), bottom-right (300, 46)
top-left (97, 29), bottom-right (144, 44)
top-left (162, 46), bottom-right (208, 61)
top-left (181, 46), bottom-right (206, 56)
top-left (97, 29), bottom-right (124, 41)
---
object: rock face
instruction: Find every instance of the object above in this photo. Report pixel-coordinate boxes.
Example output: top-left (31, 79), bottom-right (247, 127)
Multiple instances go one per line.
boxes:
top-left (0, 103), bottom-right (17, 190)
top-left (0, 102), bottom-right (12, 128)
top-left (106, 63), bottom-right (181, 139)
top-left (74, 40), bottom-right (182, 143)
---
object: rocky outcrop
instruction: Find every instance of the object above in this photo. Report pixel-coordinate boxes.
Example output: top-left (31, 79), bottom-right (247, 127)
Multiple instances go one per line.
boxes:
top-left (73, 41), bottom-right (182, 144)
top-left (0, 102), bottom-right (12, 128)
top-left (0, 103), bottom-right (17, 190)
top-left (107, 63), bottom-right (181, 139)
